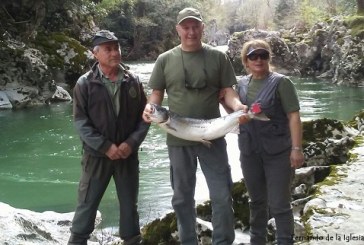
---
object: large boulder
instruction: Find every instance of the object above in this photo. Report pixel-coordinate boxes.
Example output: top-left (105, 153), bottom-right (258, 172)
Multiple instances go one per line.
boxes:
top-left (0, 91), bottom-right (13, 109)
top-left (0, 0), bottom-right (95, 109)
top-left (0, 202), bottom-right (125, 245)
top-left (0, 33), bottom-right (88, 109)
top-left (228, 17), bottom-right (364, 86)
top-left (228, 29), bottom-right (298, 76)
top-left (0, 202), bottom-right (81, 245)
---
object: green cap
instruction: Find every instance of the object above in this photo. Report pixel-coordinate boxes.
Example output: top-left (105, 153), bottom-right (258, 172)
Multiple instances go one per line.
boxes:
top-left (177, 7), bottom-right (202, 24)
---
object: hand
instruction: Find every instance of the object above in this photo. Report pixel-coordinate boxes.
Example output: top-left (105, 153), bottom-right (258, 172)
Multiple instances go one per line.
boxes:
top-left (118, 142), bottom-right (132, 159)
top-left (142, 103), bottom-right (153, 123)
top-left (236, 104), bottom-right (249, 112)
top-left (239, 114), bottom-right (250, 124)
top-left (236, 104), bottom-right (250, 124)
top-left (290, 150), bottom-right (305, 168)
top-left (105, 144), bottom-right (123, 160)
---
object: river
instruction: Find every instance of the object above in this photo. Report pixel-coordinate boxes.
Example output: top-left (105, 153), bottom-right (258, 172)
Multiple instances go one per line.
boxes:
top-left (0, 61), bottom-right (363, 230)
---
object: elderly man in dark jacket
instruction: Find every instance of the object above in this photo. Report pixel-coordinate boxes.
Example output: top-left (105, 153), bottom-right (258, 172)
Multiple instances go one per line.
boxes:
top-left (68, 30), bottom-right (150, 245)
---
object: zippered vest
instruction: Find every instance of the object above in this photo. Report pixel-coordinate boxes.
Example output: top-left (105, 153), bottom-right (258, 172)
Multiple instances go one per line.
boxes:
top-left (237, 72), bottom-right (292, 155)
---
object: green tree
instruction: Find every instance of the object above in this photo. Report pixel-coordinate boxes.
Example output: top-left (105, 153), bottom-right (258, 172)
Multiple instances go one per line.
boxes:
top-left (358, 0), bottom-right (364, 14)
top-left (57, 0), bottom-right (362, 60)
top-left (298, 0), bottom-right (326, 28)
top-left (97, 0), bottom-right (202, 59)
top-left (274, 0), bottom-right (291, 28)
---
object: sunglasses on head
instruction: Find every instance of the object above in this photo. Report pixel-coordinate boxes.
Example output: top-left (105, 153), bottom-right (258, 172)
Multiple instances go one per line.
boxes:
top-left (247, 51), bottom-right (270, 61)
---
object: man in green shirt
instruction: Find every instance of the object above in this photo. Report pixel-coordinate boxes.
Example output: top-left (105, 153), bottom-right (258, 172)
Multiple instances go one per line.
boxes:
top-left (142, 7), bottom-right (247, 245)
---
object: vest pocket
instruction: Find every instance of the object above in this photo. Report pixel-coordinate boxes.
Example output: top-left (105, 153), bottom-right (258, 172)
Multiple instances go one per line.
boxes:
top-left (260, 124), bottom-right (291, 155)
top-left (238, 130), bottom-right (253, 155)
top-left (262, 135), bottom-right (291, 155)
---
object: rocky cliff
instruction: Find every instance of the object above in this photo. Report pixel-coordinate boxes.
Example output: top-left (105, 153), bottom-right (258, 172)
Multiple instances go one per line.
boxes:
top-left (1, 0), bottom-right (363, 110)
top-left (0, 0), bottom-right (95, 109)
top-left (228, 16), bottom-right (364, 86)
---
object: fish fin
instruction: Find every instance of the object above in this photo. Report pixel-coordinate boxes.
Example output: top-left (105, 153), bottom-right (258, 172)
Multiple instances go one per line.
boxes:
top-left (201, 139), bottom-right (212, 147)
top-left (165, 123), bottom-right (178, 131)
top-left (229, 125), bottom-right (240, 134)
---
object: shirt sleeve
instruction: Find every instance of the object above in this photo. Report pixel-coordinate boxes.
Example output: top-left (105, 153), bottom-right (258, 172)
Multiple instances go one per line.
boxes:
top-left (278, 77), bottom-right (300, 113)
top-left (219, 52), bottom-right (237, 88)
top-left (149, 55), bottom-right (166, 90)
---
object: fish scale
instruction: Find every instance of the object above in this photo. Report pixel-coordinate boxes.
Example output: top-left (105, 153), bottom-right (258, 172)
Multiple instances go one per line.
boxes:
top-left (149, 104), bottom-right (269, 147)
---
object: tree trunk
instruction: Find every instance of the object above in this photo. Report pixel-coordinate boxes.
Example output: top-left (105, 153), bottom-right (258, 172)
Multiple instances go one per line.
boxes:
top-left (357, 0), bottom-right (364, 15)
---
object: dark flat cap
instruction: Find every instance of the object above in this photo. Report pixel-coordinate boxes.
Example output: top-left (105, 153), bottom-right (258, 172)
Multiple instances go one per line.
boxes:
top-left (92, 30), bottom-right (118, 47)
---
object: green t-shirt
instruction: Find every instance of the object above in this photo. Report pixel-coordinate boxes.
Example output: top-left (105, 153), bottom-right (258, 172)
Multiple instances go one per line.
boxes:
top-left (149, 43), bottom-right (237, 146)
top-left (247, 76), bottom-right (300, 113)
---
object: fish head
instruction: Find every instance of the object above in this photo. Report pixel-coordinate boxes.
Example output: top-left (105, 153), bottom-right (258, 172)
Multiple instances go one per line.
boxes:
top-left (149, 103), bottom-right (169, 123)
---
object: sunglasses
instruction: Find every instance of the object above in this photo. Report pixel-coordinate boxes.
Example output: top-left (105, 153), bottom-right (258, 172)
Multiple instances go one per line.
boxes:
top-left (247, 52), bottom-right (270, 61)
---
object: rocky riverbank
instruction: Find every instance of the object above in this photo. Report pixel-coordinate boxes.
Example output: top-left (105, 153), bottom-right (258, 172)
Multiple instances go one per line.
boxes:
top-left (1, 14), bottom-right (363, 109)
top-left (0, 111), bottom-right (363, 245)
top-left (296, 143), bottom-right (364, 245)
top-left (139, 109), bottom-right (364, 244)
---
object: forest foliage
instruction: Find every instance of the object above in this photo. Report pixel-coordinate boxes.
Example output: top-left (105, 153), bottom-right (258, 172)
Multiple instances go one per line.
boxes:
top-left (90, 0), bottom-right (360, 59)
top-left (0, 0), bottom-right (362, 60)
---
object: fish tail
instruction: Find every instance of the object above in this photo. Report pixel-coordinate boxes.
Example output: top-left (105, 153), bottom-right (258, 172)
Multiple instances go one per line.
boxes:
top-left (201, 139), bottom-right (212, 147)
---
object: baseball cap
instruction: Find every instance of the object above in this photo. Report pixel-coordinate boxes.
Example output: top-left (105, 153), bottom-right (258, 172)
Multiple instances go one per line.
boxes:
top-left (177, 7), bottom-right (203, 24)
top-left (91, 30), bottom-right (118, 47)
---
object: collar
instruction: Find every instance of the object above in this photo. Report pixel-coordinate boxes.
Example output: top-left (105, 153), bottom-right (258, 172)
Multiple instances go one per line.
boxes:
top-left (97, 64), bottom-right (124, 82)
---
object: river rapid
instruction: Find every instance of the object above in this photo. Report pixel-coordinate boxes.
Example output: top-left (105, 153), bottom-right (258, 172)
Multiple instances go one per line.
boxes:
top-left (0, 61), bottom-right (363, 229)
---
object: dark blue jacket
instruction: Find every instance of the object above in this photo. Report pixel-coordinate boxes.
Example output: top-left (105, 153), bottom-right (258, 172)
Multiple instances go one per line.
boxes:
top-left (237, 72), bottom-right (291, 155)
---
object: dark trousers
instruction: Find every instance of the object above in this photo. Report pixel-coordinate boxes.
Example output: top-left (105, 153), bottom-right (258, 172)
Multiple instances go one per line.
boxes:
top-left (241, 149), bottom-right (294, 245)
top-left (68, 153), bottom-right (140, 245)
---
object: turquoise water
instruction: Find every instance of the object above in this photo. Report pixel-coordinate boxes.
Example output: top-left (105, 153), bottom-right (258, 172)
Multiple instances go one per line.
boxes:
top-left (0, 64), bottom-right (363, 228)
top-left (293, 77), bottom-right (364, 121)
top-left (0, 103), bottom-right (173, 228)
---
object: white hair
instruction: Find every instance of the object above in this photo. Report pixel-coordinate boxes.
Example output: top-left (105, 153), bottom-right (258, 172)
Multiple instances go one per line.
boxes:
top-left (93, 45), bottom-right (99, 53)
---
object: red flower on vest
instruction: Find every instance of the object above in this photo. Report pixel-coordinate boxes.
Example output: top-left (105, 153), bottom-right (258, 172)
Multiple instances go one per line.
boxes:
top-left (250, 103), bottom-right (262, 114)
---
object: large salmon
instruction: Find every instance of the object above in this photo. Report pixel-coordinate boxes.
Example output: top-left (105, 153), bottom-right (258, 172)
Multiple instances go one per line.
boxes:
top-left (149, 103), bottom-right (269, 146)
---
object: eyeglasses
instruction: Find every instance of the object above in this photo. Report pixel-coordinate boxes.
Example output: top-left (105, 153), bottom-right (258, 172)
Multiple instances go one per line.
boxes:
top-left (247, 52), bottom-right (270, 61)
top-left (181, 49), bottom-right (207, 89)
